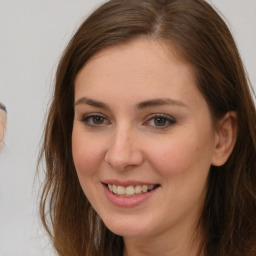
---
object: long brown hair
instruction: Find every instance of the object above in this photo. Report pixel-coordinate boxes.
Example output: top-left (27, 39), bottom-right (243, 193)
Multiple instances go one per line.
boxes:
top-left (39, 0), bottom-right (256, 255)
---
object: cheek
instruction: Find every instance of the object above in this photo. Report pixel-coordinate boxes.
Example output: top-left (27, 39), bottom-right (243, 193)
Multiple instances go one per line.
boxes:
top-left (151, 141), bottom-right (195, 171)
top-left (146, 134), bottom-right (214, 177)
top-left (72, 129), bottom-right (105, 176)
top-left (148, 135), bottom-right (213, 216)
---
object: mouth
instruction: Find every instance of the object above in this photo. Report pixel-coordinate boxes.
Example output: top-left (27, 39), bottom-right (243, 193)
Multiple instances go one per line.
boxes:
top-left (104, 183), bottom-right (160, 197)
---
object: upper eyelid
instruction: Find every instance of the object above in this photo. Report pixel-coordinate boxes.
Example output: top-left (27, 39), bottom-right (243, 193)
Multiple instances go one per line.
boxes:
top-left (143, 113), bottom-right (176, 127)
top-left (145, 113), bottom-right (176, 121)
top-left (80, 112), bottom-right (108, 119)
top-left (79, 112), bottom-right (176, 124)
top-left (79, 113), bottom-right (110, 123)
top-left (80, 114), bottom-right (111, 127)
top-left (79, 112), bottom-right (175, 119)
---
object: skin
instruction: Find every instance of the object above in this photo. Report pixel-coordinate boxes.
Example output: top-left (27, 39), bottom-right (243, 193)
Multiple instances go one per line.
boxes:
top-left (0, 108), bottom-right (6, 151)
top-left (72, 38), bottom-right (237, 256)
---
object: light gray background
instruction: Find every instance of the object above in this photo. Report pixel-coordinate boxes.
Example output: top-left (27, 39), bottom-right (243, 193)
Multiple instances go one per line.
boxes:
top-left (0, 1), bottom-right (255, 255)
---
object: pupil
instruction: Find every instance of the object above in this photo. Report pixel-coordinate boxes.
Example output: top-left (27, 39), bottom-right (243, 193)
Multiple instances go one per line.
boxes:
top-left (93, 116), bottom-right (103, 124)
top-left (154, 117), bottom-right (166, 126)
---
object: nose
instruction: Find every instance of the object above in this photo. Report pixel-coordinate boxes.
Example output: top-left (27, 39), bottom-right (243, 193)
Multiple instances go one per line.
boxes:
top-left (104, 126), bottom-right (144, 171)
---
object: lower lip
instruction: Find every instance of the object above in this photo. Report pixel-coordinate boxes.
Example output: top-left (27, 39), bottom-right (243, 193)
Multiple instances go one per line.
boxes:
top-left (103, 185), bottom-right (158, 207)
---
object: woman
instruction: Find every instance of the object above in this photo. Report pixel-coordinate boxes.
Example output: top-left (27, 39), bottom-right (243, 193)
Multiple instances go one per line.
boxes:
top-left (39, 0), bottom-right (256, 255)
top-left (0, 103), bottom-right (7, 151)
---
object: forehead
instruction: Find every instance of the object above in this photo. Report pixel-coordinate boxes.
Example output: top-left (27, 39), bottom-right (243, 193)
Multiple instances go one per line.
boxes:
top-left (81, 38), bottom-right (190, 76)
top-left (74, 38), bottom-right (198, 99)
top-left (74, 37), bottom-right (213, 125)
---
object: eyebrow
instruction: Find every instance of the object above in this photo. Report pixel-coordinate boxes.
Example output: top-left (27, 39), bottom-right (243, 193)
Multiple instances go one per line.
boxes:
top-left (74, 97), bottom-right (187, 110)
top-left (137, 98), bottom-right (187, 109)
top-left (75, 97), bottom-right (111, 111)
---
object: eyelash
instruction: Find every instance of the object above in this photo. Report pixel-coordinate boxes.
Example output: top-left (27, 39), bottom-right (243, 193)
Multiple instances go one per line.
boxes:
top-left (144, 114), bottom-right (176, 129)
top-left (81, 113), bottom-right (110, 128)
top-left (80, 113), bottom-right (176, 129)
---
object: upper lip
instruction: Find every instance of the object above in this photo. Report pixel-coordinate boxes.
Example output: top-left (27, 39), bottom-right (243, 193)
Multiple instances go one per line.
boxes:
top-left (102, 179), bottom-right (159, 186)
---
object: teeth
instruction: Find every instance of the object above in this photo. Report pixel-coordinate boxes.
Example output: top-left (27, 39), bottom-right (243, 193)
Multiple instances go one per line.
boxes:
top-left (126, 185), bottom-right (135, 195)
top-left (107, 184), bottom-right (157, 197)
top-left (117, 185), bottom-right (126, 195)
top-left (142, 185), bottom-right (148, 192)
top-left (108, 184), bottom-right (113, 192)
top-left (135, 185), bottom-right (142, 194)
top-left (148, 185), bottom-right (154, 190)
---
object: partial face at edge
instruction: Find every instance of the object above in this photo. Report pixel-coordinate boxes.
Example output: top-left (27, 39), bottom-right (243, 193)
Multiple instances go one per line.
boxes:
top-left (0, 106), bottom-right (7, 150)
top-left (71, 38), bottom-right (221, 240)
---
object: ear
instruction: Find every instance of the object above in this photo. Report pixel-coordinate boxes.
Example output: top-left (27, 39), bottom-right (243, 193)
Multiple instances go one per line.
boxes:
top-left (211, 111), bottom-right (238, 166)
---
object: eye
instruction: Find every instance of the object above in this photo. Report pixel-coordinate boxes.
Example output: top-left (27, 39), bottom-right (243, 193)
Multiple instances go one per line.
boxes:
top-left (145, 114), bottom-right (176, 129)
top-left (81, 114), bottom-right (110, 127)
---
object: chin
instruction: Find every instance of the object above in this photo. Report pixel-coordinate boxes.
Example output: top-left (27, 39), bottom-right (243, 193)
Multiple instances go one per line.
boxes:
top-left (102, 215), bottom-right (154, 238)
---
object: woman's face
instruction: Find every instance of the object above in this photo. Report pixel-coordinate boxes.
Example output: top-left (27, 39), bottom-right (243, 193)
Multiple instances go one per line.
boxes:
top-left (72, 38), bottom-right (218, 240)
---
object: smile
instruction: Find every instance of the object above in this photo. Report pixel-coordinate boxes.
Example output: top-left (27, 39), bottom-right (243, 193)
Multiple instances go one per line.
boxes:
top-left (107, 184), bottom-right (159, 197)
